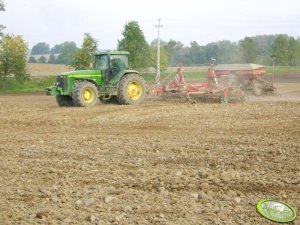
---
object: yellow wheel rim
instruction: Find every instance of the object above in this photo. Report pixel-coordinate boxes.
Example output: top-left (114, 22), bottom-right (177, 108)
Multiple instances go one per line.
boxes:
top-left (82, 87), bottom-right (95, 103)
top-left (127, 81), bottom-right (142, 100)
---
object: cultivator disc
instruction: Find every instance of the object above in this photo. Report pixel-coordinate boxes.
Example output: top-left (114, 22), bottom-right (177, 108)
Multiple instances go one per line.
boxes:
top-left (186, 87), bottom-right (245, 104)
top-left (149, 82), bottom-right (246, 104)
top-left (262, 84), bottom-right (278, 96)
top-left (226, 89), bottom-right (246, 103)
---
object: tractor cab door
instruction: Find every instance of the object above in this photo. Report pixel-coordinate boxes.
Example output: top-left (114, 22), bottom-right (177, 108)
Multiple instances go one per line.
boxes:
top-left (95, 54), bottom-right (111, 85)
top-left (95, 54), bottom-right (128, 85)
top-left (109, 55), bottom-right (128, 80)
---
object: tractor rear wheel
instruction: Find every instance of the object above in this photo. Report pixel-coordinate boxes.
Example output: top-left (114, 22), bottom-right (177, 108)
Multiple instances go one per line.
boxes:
top-left (56, 95), bottom-right (74, 107)
top-left (117, 73), bottom-right (146, 105)
top-left (73, 81), bottom-right (99, 107)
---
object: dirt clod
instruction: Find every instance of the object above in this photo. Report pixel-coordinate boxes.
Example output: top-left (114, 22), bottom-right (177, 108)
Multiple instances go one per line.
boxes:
top-left (104, 196), bottom-right (114, 204)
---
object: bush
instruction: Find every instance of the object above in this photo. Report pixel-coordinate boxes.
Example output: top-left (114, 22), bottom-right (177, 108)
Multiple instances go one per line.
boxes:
top-left (28, 56), bottom-right (37, 63)
top-left (38, 56), bottom-right (47, 63)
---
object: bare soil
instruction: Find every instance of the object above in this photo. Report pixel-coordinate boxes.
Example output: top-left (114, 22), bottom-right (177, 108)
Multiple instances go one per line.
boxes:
top-left (27, 63), bottom-right (74, 77)
top-left (0, 81), bottom-right (299, 225)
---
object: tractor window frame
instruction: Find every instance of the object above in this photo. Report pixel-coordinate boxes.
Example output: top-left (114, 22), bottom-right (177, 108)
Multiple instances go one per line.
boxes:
top-left (109, 55), bottom-right (128, 70)
top-left (95, 55), bottom-right (109, 70)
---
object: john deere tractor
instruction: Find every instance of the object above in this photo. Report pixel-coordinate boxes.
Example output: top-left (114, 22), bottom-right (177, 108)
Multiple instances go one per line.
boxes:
top-left (46, 51), bottom-right (147, 106)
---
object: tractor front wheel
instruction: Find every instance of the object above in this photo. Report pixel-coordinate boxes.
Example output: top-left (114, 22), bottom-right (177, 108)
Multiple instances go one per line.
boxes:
top-left (73, 81), bottom-right (99, 107)
top-left (56, 95), bottom-right (74, 107)
top-left (117, 73), bottom-right (147, 105)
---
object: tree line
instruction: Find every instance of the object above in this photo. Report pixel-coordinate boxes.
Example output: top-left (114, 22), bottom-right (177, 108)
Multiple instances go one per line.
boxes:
top-left (28, 42), bottom-right (79, 65)
top-left (30, 28), bottom-right (300, 69)
top-left (1, 0), bottom-right (299, 89)
top-left (153, 34), bottom-right (300, 67)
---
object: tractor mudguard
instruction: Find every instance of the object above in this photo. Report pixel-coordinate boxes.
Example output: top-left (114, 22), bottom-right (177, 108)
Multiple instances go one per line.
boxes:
top-left (111, 70), bottom-right (142, 84)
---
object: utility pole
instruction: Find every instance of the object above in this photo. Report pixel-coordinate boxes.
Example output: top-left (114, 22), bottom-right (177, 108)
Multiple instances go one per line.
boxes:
top-left (155, 18), bottom-right (163, 85)
top-left (271, 54), bottom-right (276, 85)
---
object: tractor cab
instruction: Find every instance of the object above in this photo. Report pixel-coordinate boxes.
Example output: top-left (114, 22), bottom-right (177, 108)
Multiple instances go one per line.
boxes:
top-left (95, 51), bottom-right (129, 84)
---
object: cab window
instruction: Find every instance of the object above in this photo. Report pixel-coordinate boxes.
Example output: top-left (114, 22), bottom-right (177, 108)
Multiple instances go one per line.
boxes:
top-left (95, 55), bottom-right (109, 70)
top-left (110, 55), bottom-right (128, 70)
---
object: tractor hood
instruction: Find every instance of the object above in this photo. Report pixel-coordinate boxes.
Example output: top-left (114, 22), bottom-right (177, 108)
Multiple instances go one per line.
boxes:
top-left (61, 70), bottom-right (101, 76)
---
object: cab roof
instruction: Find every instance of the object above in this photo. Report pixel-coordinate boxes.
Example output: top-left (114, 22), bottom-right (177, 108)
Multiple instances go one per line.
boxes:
top-left (95, 50), bottom-right (129, 56)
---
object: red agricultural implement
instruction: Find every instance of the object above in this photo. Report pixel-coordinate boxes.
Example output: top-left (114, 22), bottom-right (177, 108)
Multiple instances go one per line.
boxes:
top-left (149, 60), bottom-right (245, 103)
top-left (214, 64), bottom-right (276, 96)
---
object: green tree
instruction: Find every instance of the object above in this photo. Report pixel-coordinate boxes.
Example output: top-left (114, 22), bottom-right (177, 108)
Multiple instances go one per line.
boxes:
top-left (38, 56), bottom-right (47, 63)
top-left (288, 37), bottom-right (300, 66)
top-left (150, 39), bottom-right (167, 48)
top-left (150, 47), bottom-right (168, 71)
top-left (51, 44), bottom-right (64, 54)
top-left (165, 40), bottom-right (185, 66)
top-left (204, 41), bottom-right (235, 64)
top-left (0, 34), bottom-right (29, 88)
top-left (0, 1), bottom-right (4, 11)
top-left (239, 37), bottom-right (257, 63)
top-left (164, 40), bottom-right (177, 66)
top-left (216, 41), bottom-right (239, 63)
top-left (272, 34), bottom-right (289, 66)
top-left (31, 42), bottom-right (50, 55)
top-left (56, 42), bottom-right (78, 65)
top-left (73, 33), bottom-right (98, 70)
top-left (253, 35), bottom-right (276, 64)
top-left (190, 41), bottom-right (206, 65)
top-left (28, 56), bottom-right (37, 63)
top-left (47, 53), bottom-right (56, 64)
top-left (150, 39), bottom-right (168, 70)
top-left (118, 21), bottom-right (150, 69)
top-left (0, 0), bottom-right (5, 36)
top-left (181, 47), bottom-right (193, 65)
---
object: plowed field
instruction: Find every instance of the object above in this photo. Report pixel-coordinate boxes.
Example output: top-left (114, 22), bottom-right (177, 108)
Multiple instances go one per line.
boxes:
top-left (0, 81), bottom-right (299, 225)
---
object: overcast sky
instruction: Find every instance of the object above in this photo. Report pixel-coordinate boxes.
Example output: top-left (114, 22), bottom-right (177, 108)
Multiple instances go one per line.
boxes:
top-left (1, 0), bottom-right (300, 49)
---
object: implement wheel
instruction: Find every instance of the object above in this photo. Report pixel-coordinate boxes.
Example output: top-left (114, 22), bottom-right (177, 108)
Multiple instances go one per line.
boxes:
top-left (117, 73), bottom-right (146, 105)
top-left (252, 83), bottom-right (263, 96)
top-left (73, 81), bottom-right (99, 107)
top-left (56, 95), bottom-right (74, 107)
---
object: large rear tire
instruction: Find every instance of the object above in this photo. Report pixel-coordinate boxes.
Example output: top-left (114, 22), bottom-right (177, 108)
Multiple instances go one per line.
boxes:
top-left (56, 95), bottom-right (74, 107)
top-left (73, 81), bottom-right (99, 107)
top-left (117, 73), bottom-right (146, 105)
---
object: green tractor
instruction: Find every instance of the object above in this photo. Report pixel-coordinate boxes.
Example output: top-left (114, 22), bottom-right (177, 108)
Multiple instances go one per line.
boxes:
top-left (46, 51), bottom-right (147, 106)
